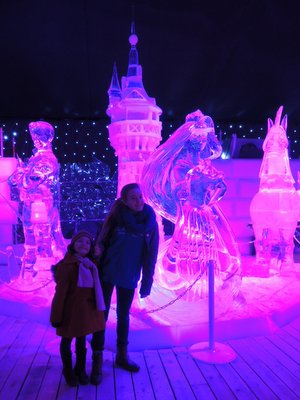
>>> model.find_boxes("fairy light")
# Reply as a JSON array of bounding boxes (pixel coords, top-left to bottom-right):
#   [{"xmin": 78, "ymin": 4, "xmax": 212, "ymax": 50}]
[{"xmin": 2, "ymin": 119, "xmax": 298, "ymax": 164}]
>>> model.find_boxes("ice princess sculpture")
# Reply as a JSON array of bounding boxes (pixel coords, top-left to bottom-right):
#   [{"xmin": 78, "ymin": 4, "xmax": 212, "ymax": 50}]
[
  {"xmin": 250, "ymin": 106, "xmax": 300, "ymax": 273},
  {"xmin": 9, "ymin": 121, "xmax": 66, "ymax": 280},
  {"xmin": 142, "ymin": 110, "xmax": 241, "ymax": 301}
]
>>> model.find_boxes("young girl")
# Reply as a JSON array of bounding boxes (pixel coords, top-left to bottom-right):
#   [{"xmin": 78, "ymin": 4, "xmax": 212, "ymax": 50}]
[
  {"xmin": 50, "ymin": 231, "xmax": 105, "ymax": 386},
  {"xmin": 93, "ymin": 183, "xmax": 159, "ymax": 372}
]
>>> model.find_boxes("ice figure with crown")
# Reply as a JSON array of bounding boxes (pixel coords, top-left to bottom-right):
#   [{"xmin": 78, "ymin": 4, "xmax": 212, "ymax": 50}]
[
  {"xmin": 140, "ymin": 110, "xmax": 241, "ymax": 320},
  {"xmin": 250, "ymin": 106, "xmax": 300, "ymax": 275},
  {"xmin": 9, "ymin": 121, "xmax": 66, "ymax": 283}
]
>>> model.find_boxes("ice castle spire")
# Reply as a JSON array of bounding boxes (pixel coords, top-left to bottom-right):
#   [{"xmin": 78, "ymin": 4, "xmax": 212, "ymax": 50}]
[
  {"xmin": 107, "ymin": 62, "xmax": 121, "ymax": 102},
  {"xmin": 127, "ymin": 21, "xmax": 140, "ymax": 78},
  {"xmin": 106, "ymin": 20, "xmax": 162, "ymax": 195}
]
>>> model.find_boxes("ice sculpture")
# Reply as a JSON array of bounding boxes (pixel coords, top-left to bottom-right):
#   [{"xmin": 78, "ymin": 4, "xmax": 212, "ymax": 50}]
[
  {"xmin": 250, "ymin": 106, "xmax": 300, "ymax": 274},
  {"xmin": 142, "ymin": 110, "xmax": 241, "ymax": 303},
  {"xmin": 9, "ymin": 121, "xmax": 66, "ymax": 281}
]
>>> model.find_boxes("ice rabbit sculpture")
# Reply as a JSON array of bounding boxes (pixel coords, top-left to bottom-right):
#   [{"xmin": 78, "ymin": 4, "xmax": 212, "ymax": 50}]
[
  {"xmin": 250, "ymin": 106, "xmax": 300, "ymax": 273},
  {"xmin": 142, "ymin": 110, "xmax": 241, "ymax": 306}
]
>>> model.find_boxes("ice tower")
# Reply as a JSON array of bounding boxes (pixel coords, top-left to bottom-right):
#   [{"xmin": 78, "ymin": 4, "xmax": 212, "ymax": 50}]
[{"xmin": 106, "ymin": 22, "xmax": 162, "ymax": 195}]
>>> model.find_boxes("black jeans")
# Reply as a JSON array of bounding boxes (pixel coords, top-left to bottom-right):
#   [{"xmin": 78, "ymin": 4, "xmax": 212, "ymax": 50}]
[{"xmin": 91, "ymin": 281, "xmax": 135, "ymax": 351}]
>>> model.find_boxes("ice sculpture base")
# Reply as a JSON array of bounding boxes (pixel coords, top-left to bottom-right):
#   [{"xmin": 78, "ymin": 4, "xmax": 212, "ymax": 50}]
[
  {"xmin": 189, "ymin": 342, "xmax": 236, "ymax": 364},
  {"xmin": 8, "ymin": 256, "xmax": 57, "ymax": 292},
  {"xmin": 243, "ymin": 261, "xmax": 272, "ymax": 278},
  {"xmin": 243, "ymin": 257, "xmax": 297, "ymax": 278}
]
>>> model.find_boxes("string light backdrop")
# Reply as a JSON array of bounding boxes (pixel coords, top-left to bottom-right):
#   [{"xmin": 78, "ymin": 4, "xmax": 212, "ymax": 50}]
[{"xmin": 1, "ymin": 117, "xmax": 299, "ymax": 242}]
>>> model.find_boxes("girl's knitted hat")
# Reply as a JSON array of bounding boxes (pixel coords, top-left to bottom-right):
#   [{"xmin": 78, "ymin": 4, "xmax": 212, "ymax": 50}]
[{"xmin": 69, "ymin": 230, "xmax": 94, "ymax": 250}]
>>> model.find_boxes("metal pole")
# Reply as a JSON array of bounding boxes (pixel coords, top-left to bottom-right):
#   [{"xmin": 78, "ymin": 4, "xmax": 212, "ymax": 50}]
[
  {"xmin": 189, "ymin": 259, "xmax": 237, "ymax": 363},
  {"xmin": 208, "ymin": 259, "xmax": 215, "ymax": 351}
]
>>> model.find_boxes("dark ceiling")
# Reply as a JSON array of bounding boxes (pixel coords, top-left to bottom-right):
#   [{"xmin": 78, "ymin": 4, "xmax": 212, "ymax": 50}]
[{"xmin": 1, "ymin": 0, "xmax": 299, "ymax": 126}]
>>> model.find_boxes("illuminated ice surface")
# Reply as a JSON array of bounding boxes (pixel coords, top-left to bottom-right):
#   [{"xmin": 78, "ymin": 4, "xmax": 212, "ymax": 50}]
[
  {"xmin": 250, "ymin": 106, "xmax": 300, "ymax": 275},
  {"xmin": 8, "ymin": 121, "xmax": 66, "ymax": 287},
  {"xmin": 0, "ymin": 253, "xmax": 300, "ymax": 350},
  {"xmin": 0, "ymin": 111, "xmax": 300, "ymax": 350},
  {"xmin": 139, "ymin": 110, "xmax": 242, "ymax": 322}
]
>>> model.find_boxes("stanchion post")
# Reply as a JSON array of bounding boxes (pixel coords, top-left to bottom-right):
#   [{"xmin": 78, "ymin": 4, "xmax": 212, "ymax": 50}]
[
  {"xmin": 208, "ymin": 259, "xmax": 215, "ymax": 351},
  {"xmin": 189, "ymin": 259, "xmax": 237, "ymax": 363}
]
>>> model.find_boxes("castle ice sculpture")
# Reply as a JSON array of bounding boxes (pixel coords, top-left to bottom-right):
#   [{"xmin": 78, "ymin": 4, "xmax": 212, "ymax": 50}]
[{"xmin": 106, "ymin": 23, "xmax": 162, "ymax": 196}]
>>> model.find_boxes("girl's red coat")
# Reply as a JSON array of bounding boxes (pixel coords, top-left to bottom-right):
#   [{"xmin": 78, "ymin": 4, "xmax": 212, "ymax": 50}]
[{"xmin": 50, "ymin": 253, "xmax": 105, "ymax": 338}]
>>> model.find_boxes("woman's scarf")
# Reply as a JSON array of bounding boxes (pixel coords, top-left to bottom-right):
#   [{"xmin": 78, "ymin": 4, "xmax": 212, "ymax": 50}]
[{"xmin": 117, "ymin": 203, "xmax": 157, "ymax": 235}]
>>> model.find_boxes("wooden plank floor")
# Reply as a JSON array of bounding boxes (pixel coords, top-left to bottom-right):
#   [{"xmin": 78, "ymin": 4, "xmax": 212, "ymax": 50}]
[{"xmin": 1, "ymin": 314, "xmax": 300, "ymax": 399}]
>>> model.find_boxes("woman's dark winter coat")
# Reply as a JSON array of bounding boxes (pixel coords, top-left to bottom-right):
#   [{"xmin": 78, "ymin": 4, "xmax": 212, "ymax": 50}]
[{"xmin": 99, "ymin": 202, "xmax": 159, "ymax": 297}]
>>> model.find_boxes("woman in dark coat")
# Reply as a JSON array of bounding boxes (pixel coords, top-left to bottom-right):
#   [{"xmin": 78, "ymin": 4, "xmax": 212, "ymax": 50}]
[
  {"xmin": 50, "ymin": 231, "xmax": 106, "ymax": 386},
  {"xmin": 93, "ymin": 183, "xmax": 159, "ymax": 373}
]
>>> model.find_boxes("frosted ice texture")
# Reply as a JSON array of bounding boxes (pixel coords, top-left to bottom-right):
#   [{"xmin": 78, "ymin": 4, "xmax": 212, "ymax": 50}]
[
  {"xmin": 250, "ymin": 106, "xmax": 300, "ymax": 272},
  {"xmin": 9, "ymin": 121, "xmax": 66, "ymax": 279},
  {"xmin": 142, "ymin": 110, "xmax": 241, "ymax": 301}
]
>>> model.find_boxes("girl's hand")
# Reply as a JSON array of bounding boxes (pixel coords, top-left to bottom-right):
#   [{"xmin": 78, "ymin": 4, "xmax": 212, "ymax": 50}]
[{"xmin": 75, "ymin": 254, "xmax": 84, "ymax": 263}]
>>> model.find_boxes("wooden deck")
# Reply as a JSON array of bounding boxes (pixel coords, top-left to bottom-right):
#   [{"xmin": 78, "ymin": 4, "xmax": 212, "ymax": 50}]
[{"xmin": 1, "ymin": 314, "xmax": 300, "ymax": 399}]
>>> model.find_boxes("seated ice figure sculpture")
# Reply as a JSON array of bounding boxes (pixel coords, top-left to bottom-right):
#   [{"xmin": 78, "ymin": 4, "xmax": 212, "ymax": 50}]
[
  {"xmin": 9, "ymin": 121, "xmax": 66, "ymax": 280},
  {"xmin": 250, "ymin": 106, "xmax": 300, "ymax": 273},
  {"xmin": 142, "ymin": 110, "xmax": 241, "ymax": 300}
]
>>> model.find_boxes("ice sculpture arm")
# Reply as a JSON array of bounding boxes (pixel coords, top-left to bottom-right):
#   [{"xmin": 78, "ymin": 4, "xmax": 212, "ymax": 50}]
[
  {"xmin": 26, "ymin": 155, "xmax": 58, "ymax": 187},
  {"xmin": 186, "ymin": 162, "xmax": 227, "ymax": 209},
  {"xmin": 9, "ymin": 154, "xmax": 58, "ymax": 203},
  {"xmin": 207, "ymin": 180, "xmax": 227, "ymax": 205}
]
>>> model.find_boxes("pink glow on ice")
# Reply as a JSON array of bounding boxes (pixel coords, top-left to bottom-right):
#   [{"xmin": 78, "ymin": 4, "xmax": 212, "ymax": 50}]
[
  {"xmin": 139, "ymin": 110, "xmax": 242, "ymax": 320},
  {"xmin": 250, "ymin": 106, "xmax": 300, "ymax": 274},
  {"xmin": 8, "ymin": 121, "xmax": 66, "ymax": 285},
  {"xmin": 106, "ymin": 26, "xmax": 162, "ymax": 196},
  {"xmin": 2, "ymin": 255, "xmax": 300, "ymax": 350},
  {"xmin": 0, "ymin": 158, "xmax": 18, "ymax": 259}
]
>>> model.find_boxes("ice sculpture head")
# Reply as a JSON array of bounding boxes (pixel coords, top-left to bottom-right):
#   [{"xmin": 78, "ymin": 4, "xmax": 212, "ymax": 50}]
[
  {"xmin": 185, "ymin": 109, "xmax": 222, "ymax": 160},
  {"xmin": 263, "ymin": 106, "xmax": 288, "ymax": 153},
  {"xmin": 29, "ymin": 121, "xmax": 54, "ymax": 150},
  {"xmin": 258, "ymin": 106, "xmax": 294, "ymax": 190},
  {"xmin": 142, "ymin": 109, "xmax": 223, "ymax": 222}
]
